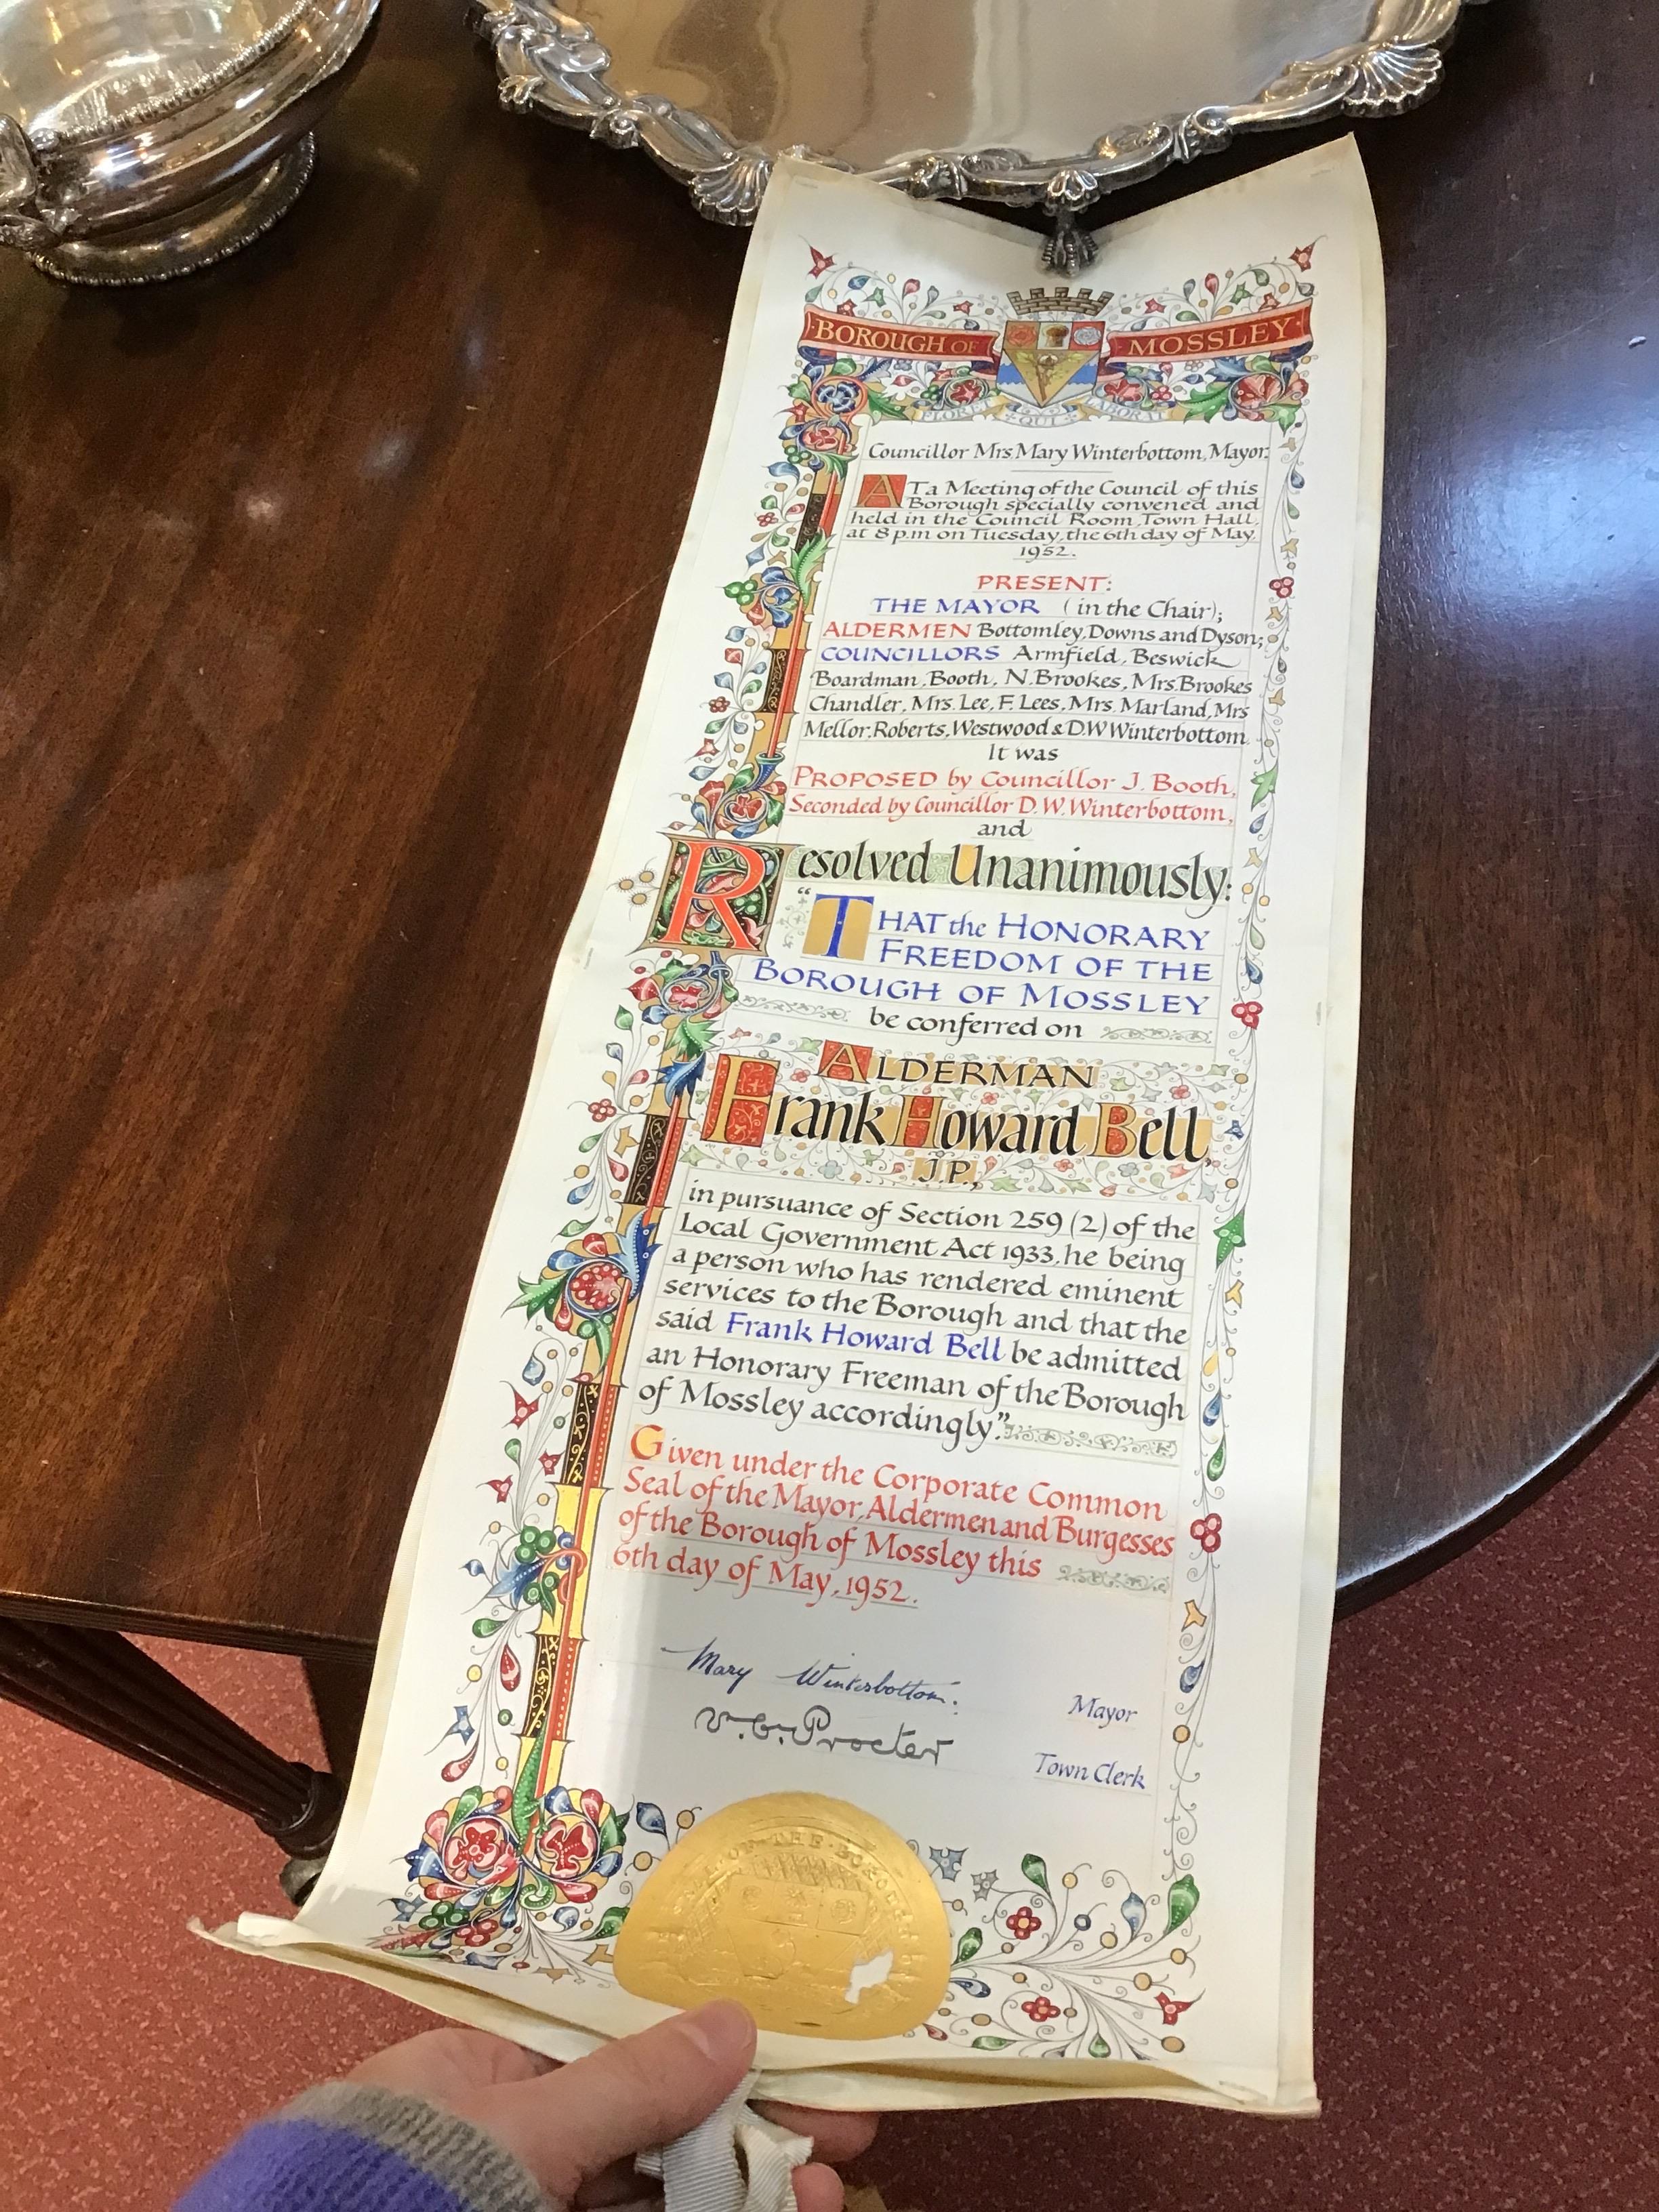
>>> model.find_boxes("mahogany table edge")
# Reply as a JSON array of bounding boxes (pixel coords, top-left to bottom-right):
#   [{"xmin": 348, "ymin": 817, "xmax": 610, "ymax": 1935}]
[{"xmin": 1332, "ymin": 1355, "xmax": 1659, "ymax": 1618}]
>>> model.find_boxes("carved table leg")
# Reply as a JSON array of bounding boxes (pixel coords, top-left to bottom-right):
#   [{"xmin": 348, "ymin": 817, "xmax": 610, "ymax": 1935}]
[
  {"xmin": 0, "ymin": 1616, "xmax": 343, "ymax": 1880},
  {"xmin": 303, "ymin": 1651, "xmax": 373, "ymax": 1782}
]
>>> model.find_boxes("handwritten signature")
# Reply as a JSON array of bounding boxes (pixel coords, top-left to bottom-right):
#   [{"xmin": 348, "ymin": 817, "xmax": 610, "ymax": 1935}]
[
  {"xmin": 783, "ymin": 1658, "xmax": 956, "ymax": 1708},
  {"xmin": 661, "ymin": 1639, "xmax": 751, "ymax": 1696},
  {"xmin": 693, "ymin": 1703, "xmax": 954, "ymax": 1765}
]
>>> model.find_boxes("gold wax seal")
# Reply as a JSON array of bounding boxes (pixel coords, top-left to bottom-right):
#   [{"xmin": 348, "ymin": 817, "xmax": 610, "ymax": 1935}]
[{"xmin": 613, "ymin": 1792, "xmax": 949, "ymax": 2039}]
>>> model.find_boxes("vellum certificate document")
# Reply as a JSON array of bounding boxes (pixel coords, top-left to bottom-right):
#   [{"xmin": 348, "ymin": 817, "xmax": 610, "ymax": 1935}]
[{"xmin": 227, "ymin": 140, "xmax": 1382, "ymax": 2117}]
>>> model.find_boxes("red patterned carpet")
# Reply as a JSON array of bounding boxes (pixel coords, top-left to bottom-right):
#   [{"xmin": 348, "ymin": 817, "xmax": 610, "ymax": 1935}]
[{"xmin": 2, "ymin": 1393, "xmax": 1654, "ymax": 2210}]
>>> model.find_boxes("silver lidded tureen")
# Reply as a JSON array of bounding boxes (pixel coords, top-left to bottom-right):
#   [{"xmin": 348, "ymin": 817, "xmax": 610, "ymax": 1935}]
[{"xmin": 0, "ymin": 0, "xmax": 378, "ymax": 283}]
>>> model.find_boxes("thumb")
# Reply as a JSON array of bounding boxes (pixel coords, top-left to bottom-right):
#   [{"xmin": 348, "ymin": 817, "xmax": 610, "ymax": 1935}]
[{"xmin": 449, "ymin": 2001, "xmax": 758, "ymax": 2204}]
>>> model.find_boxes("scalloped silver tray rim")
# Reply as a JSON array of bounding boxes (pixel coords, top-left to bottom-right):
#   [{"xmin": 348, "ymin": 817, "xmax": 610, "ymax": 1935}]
[{"xmin": 468, "ymin": 0, "xmax": 1486, "ymax": 267}]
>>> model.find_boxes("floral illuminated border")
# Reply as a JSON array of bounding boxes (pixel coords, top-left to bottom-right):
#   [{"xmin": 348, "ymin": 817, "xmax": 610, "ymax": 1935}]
[{"xmin": 373, "ymin": 240, "xmax": 1317, "ymax": 2066}]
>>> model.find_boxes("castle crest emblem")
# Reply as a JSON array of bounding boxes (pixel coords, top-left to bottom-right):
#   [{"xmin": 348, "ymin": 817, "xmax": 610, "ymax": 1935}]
[{"xmin": 998, "ymin": 286, "xmax": 1113, "ymax": 407}]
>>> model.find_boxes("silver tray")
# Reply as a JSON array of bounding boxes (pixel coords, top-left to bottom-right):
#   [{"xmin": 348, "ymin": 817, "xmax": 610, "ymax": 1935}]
[{"xmin": 470, "ymin": 0, "xmax": 1483, "ymax": 266}]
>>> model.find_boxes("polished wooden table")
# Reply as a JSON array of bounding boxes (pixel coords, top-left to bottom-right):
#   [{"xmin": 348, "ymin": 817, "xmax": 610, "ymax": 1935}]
[{"xmin": 1, "ymin": 0, "xmax": 1654, "ymax": 1858}]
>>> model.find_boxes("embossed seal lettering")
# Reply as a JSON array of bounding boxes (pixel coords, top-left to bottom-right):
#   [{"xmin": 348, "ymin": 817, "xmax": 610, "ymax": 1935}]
[{"xmin": 613, "ymin": 1791, "xmax": 950, "ymax": 2037}]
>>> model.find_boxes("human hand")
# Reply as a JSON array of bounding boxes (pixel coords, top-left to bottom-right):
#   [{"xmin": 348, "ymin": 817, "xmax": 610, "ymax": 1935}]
[{"xmin": 349, "ymin": 2001, "xmax": 877, "ymax": 2211}]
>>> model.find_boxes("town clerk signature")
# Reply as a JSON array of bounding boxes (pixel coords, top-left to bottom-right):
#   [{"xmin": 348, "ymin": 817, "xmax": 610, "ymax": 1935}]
[{"xmin": 693, "ymin": 1702, "xmax": 954, "ymax": 1765}]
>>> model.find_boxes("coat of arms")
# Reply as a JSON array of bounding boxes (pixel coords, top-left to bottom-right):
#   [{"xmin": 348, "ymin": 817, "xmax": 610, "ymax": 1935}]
[{"xmin": 998, "ymin": 285, "xmax": 1113, "ymax": 407}]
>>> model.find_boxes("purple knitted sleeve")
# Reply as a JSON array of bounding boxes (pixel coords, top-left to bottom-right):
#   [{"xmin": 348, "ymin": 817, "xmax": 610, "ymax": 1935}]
[{"xmin": 175, "ymin": 2082, "xmax": 546, "ymax": 2212}]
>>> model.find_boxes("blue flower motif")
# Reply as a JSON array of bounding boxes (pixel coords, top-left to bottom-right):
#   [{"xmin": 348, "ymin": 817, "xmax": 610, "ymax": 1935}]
[
  {"xmin": 756, "ymin": 565, "xmax": 800, "ymax": 628},
  {"xmin": 813, "ymin": 374, "xmax": 865, "ymax": 415}
]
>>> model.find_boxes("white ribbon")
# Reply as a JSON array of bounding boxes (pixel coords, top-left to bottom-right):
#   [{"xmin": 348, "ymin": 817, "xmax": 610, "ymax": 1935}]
[{"xmin": 637, "ymin": 2078, "xmax": 815, "ymax": 2212}]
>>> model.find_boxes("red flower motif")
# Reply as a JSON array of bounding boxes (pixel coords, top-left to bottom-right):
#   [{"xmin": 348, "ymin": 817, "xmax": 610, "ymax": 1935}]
[
  {"xmin": 1171, "ymin": 1084, "xmax": 1189, "ymax": 1099},
  {"xmin": 450, "ymin": 1819, "xmax": 509, "ymax": 1877},
  {"xmin": 1021, "ymin": 1995, "xmax": 1061, "ymax": 2024},
  {"xmin": 799, "ymin": 419, "xmax": 851, "ymax": 453},
  {"xmin": 588, "ymin": 1100, "xmax": 616, "ymax": 1122},
  {"xmin": 721, "ymin": 790, "xmax": 766, "ymax": 822},
  {"xmin": 1231, "ymin": 1000, "xmax": 1262, "ymax": 1029},
  {"xmin": 1233, "ymin": 372, "xmax": 1290, "ymax": 419},
  {"xmin": 1099, "ymin": 372, "xmax": 1140, "ymax": 403},
  {"xmin": 628, "ymin": 975, "xmax": 661, "ymax": 1008},
  {"xmin": 723, "ymin": 647, "xmax": 743, "ymax": 665},
  {"xmin": 524, "ymin": 1807, "xmax": 603, "ymax": 1902},
  {"xmin": 1290, "ymin": 243, "xmax": 1315, "ymax": 271},
  {"xmin": 455, "ymin": 1916, "xmax": 501, "ymax": 1949},
  {"xmin": 1155, "ymin": 1991, "xmax": 1194, "ymax": 2024},
  {"xmin": 1191, "ymin": 1513, "xmax": 1223, "ymax": 1554},
  {"xmin": 1267, "ymin": 575, "xmax": 1294, "ymax": 599},
  {"xmin": 424, "ymin": 1792, "xmax": 520, "ymax": 1894},
  {"xmin": 708, "ymin": 697, "xmax": 731, "ymax": 713},
  {"xmin": 579, "ymin": 1233, "xmax": 610, "ymax": 1256},
  {"xmin": 1005, "ymin": 1905, "xmax": 1043, "ymax": 1942},
  {"xmin": 664, "ymin": 979, "xmax": 710, "ymax": 1011},
  {"xmin": 567, "ymin": 1260, "xmax": 628, "ymax": 1317}
]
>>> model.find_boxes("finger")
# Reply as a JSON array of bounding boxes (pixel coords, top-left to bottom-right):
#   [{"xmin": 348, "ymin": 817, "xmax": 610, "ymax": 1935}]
[
  {"xmin": 452, "ymin": 2002, "xmax": 757, "ymax": 2202},
  {"xmin": 350, "ymin": 2027, "xmax": 556, "ymax": 2099},
  {"xmin": 755, "ymin": 2103, "xmax": 880, "ymax": 2166},
  {"xmin": 793, "ymin": 2165, "xmax": 844, "ymax": 2212}
]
